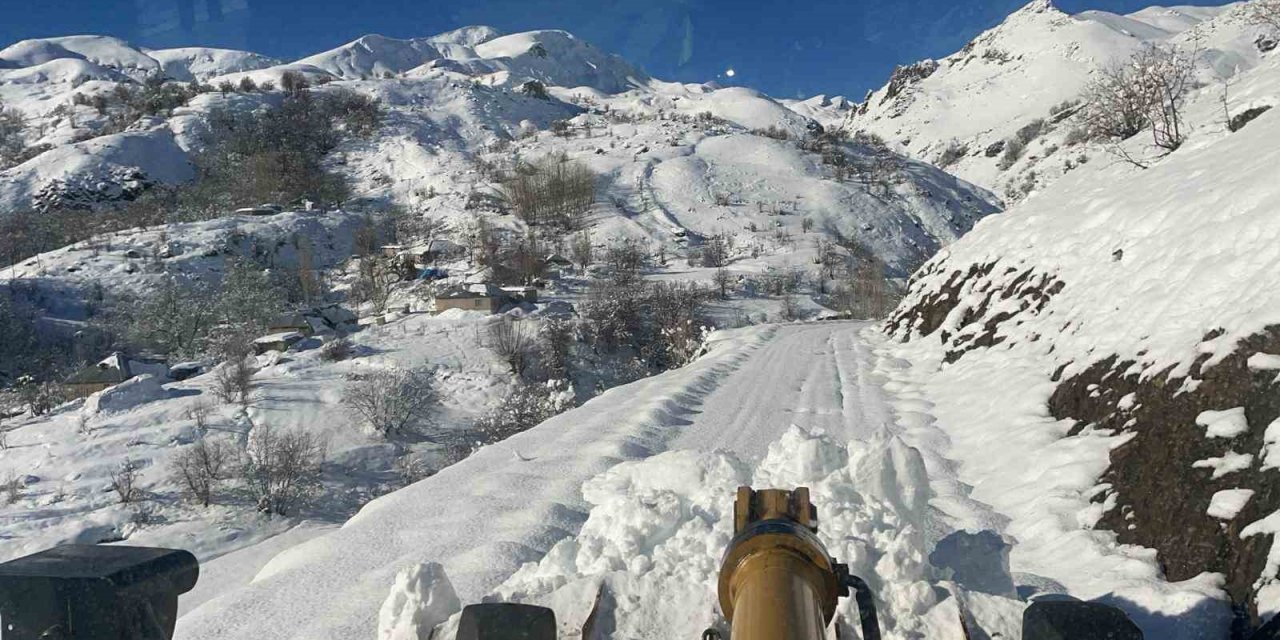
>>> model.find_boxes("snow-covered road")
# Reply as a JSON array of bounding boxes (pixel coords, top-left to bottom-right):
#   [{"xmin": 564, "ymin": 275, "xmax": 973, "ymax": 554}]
[
  {"xmin": 174, "ymin": 321, "xmax": 1190, "ymax": 640},
  {"xmin": 672, "ymin": 323, "xmax": 893, "ymax": 459}
]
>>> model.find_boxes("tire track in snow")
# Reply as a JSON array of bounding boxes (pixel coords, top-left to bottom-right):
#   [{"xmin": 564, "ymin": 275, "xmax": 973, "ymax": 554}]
[{"xmin": 176, "ymin": 325, "xmax": 776, "ymax": 640}]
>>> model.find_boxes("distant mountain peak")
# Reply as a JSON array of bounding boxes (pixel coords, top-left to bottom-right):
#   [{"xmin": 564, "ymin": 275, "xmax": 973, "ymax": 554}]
[{"xmin": 1016, "ymin": 0, "xmax": 1059, "ymax": 15}]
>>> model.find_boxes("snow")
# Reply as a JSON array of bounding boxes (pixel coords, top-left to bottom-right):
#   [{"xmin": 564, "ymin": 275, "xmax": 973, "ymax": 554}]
[
  {"xmin": 83, "ymin": 374, "xmax": 170, "ymax": 416},
  {"xmin": 1207, "ymin": 489, "xmax": 1254, "ymax": 520},
  {"xmin": 1197, "ymin": 408, "xmax": 1250, "ymax": 439},
  {"xmin": 0, "ymin": 6, "xmax": 1271, "ymax": 638},
  {"xmin": 296, "ymin": 35, "xmax": 443, "ymax": 79},
  {"xmin": 844, "ymin": 0, "xmax": 1262, "ymax": 197},
  {"xmin": 377, "ymin": 562, "xmax": 462, "ymax": 640},
  {"xmin": 1192, "ymin": 451, "xmax": 1254, "ymax": 479},
  {"xmin": 147, "ymin": 47, "xmax": 280, "ymax": 82},
  {"xmin": 0, "ymin": 35, "xmax": 159, "ymax": 77},
  {"xmin": 1262, "ymin": 418, "xmax": 1280, "ymax": 471},
  {"xmin": 1248, "ymin": 353, "xmax": 1280, "ymax": 371}
]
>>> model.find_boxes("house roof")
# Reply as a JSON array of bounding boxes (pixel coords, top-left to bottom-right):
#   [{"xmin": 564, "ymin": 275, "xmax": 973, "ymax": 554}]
[{"xmin": 66, "ymin": 364, "xmax": 130, "ymax": 386}]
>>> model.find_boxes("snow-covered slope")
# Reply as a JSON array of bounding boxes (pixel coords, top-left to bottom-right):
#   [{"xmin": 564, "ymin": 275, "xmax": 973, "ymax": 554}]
[
  {"xmin": 843, "ymin": 0, "xmax": 1265, "ymax": 198},
  {"xmin": 0, "ymin": 35, "xmax": 159, "ymax": 77},
  {"xmin": 295, "ymin": 35, "xmax": 444, "ymax": 80},
  {"xmin": 886, "ymin": 43, "xmax": 1280, "ymax": 626},
  {"xmin": 147, "ymin": 47, "xmax": 280, "ymax": 82}
]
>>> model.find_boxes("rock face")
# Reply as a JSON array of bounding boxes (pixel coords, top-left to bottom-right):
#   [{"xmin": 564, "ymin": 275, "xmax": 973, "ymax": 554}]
[{"xmin": 1047, "ymin": 327, "xmax": 1280, "ymax": 634}]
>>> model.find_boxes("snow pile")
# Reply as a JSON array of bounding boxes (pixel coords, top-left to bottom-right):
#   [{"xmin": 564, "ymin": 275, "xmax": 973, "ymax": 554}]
[
  {"xmin": 486, "ymin": 426, "xmax": 1023, "ymax": 640},
  {"xmin": 172, "ymin": 326, "xmax": 775, "ymax": 639},
  {"xmin": 377, "ymin": 562, "xmax": 462, "ymax": 640},
  {"xmin": 82, "ymin": 374, "xmax": 169, "ymax": 416}
]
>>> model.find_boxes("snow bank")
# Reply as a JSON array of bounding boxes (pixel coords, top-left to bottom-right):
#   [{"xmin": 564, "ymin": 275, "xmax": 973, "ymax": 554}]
[{"xmin": 83, "ymin": 374, "xmax": 169, "ymax": 415}]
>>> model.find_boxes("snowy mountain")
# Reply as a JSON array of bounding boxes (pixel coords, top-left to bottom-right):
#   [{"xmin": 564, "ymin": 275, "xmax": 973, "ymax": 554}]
[
  {"xmin": 0, "ymin": 35, "xmax": 160, "ymax": 78},
  {"xmin": 842, "ymin": 0, "xmax": 1267, "ymax": 200},
  {"xmin": 0, "ymin": 24, "xmax": 995, "ymax": 275},
  {"xmin": 6, "ymin": 3, "xmax": 1280, "ymax": 640}
]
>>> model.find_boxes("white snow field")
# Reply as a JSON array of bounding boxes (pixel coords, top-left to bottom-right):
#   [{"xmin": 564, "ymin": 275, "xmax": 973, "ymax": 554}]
[{"xmin": 168, "ymin": 322, "xmax": 1210, "ymax": 640}]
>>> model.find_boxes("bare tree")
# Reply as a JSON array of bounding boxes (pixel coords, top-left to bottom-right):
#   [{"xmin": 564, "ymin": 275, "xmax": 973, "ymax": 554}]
[
  {"xmin": 486, "ymin": 319, "xmax": 536, "ymax": 378},
  {"xmin": 187, "ymin": 400, "xmax": 212, "ymax": 433},
  {"xmin": 0, "ymin": 103, "xmax": 25, "ymax": 170},
  {"xmin": 713, "ymin": 268, "xmax": 732, "ymax": 300},
  {"xmin": 280, "ymin": 70, "xmax": 310, "ymax": 97},
  {"xmin": 779, "ymin": 295, "xmax": 802, "ymax": 321},
  {"xmin": 570, "ymin": 230, "xmax": 593, "ymax": 273},
  {"xmin": 499, "ymin": 155, "xmax": 596, "ymax": 231},
  {"xmin": 603, "ymin": 239, "xmax": 647, "ymax": 284},
  {"xmin": 699, "ymin": 234, "xmax": 731, "ymax": 268},
  {"xmin": 350, "ymin": 257, "xmax": 397, "ymax": 313},
  {"xmin": 111, "ymin": 459, "xmax": 143, "ymax": 504},
  {"xmin": 1248, "ymin": 0, "xmax": 1280, "ymax": 32},
  {"xmin": 341, "ymin": 367, "xmax": 437, "ymax": 437},
  {"xmin": 171, "ymin": 438, "xmax": 233, "ymax": 506},
  {"xmin": 539, "ymin": 317, "xmax": 574, "ymax": 380},
  {"xmin": 240, "ymin": 425, "xmax": 326, "ymax": 515}
]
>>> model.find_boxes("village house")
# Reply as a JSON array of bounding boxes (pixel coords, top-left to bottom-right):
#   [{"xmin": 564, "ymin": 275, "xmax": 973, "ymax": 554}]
[
  {"xmin": 64, "ymin": 353, "xmax": 167, "ymax": 399},
  {"xmin": 434, "ymin": 283, "xmax": 505, "ymax": 314}
]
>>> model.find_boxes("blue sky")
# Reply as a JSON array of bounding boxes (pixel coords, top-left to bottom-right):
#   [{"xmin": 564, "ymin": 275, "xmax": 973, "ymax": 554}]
[{"xmin": 0, "ymin": 0, "xmax": 1223, "ymax": 98}]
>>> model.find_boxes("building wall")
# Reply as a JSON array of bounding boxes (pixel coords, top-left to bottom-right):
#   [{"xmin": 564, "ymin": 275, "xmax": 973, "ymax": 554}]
[{"xmin": 435, "ymin": 297, "xmax": 498, "ymax": 314}]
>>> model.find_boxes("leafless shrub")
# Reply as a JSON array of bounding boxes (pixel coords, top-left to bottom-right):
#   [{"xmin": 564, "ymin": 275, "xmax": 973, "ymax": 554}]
[
  {"xmin": 779, "ymin": 295, "xmax": 802, "ymax": 321},
  {"xmin": 241, "ymin": 425, "xmax": 326, "ymax": 515},
  {"xmin": 15, "ymin": 375, "xmax": 64, "ymax": 416},
  {"xmin": 936, "ymin": 140, "xmax": 969, "ymax": 168},
  {"xmin": 2, "ymin": 473, "xmax": 21, "ymax": 505},
  {"xmin": 111, "ymin": 459, "xmax": 143, "ymax": 504},
  {"xmin": 186, "ymin": 400, "xmax": 212, "ymax": 433},
  {"xmin": 214, "ymin": 357, "xmax": 256, "ymax": 406},
  {"xmin": 341, "ymin": 367, "xmax": 437, "ymax": 437},
  {"xmin": 1014, "ymin": 118, "xmax": 1047, "ymax": 145},
  {"xmin": 1248, "ymin": 0, "xmax": 1280, "ymax": 32},
  {"xmin": 474, "ymin": 380, "xmax": 574, "ymax": 443},
  {"xmin": 394, "ymin": 454, "xmax": 432, "ymax": 487},
  {"xmin": 320, "ymin": 336, "xmax": 353, "ymax": 362},
  {"xmin": 1083, "ymin": 44, "xmax": 1197, "ymax": 163},
  {"xmin": 997, "ymin": 139, "xmax": 1025, "ymax": 170},
  {"xmin": 486, "ymin": 319, "xmax": 536, "ymax": 377},
  {"xmin": 171, "ymin": 438, "xmax": 234, "ymax": 506}
]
